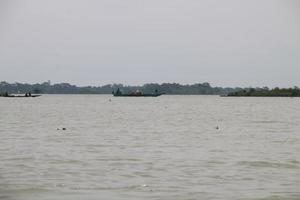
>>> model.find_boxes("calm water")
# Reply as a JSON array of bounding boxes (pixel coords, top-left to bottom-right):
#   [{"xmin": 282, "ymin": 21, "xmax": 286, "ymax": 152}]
[{"xmin": 0, "ymin": 95, "xmax": 300, "ymax": 200}]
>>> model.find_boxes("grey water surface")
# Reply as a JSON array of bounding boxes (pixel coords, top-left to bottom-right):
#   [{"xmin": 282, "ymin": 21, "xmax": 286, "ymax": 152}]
[{"xmin": 0, "ymin": 95, "xmax": 299, "ymax": 200}]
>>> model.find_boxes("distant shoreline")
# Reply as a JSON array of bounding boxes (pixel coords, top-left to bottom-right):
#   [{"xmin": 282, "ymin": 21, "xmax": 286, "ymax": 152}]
[
  {"xmin": 226, "ymin": 88, "xmax": 300, "ymax": 97},
  {"xmin": 0, "ymin": 81, "xmax": 237, "ymax": 95},
  {"xmin": 1, "ymin": 81, "xmax": 299, "ymax": 96}
]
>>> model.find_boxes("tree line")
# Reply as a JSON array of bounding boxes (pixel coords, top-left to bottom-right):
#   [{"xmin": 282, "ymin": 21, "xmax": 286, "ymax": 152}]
[
  {"xmin": 227, "ymin": 87, "xmax": 300, "ymax": 97},
  {"xmin": 0, "ymin": 81, "xmax": 239, "ymax": 95}
]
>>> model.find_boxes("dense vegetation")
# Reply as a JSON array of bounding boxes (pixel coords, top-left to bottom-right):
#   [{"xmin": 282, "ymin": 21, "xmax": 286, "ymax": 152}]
[
  {"xmin": 0, "ymin": 81, "xmax": 238, "ymax": 95},
  {"xmin": 227, "ymin": 87, "xmax": 300, "ymax": 97}
]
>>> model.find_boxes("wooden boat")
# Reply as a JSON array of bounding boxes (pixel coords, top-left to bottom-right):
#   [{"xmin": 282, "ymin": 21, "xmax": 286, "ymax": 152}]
[
  {"xmin": 1, "ymin": 95, "xmax": 41, "ymax": 98},
  {"xmin": 0, "ymin": 93, "xmax": 41, "ymax": 98},
  {"xmin": 113, "ymin": 88, "xmax": 164, "ymax": 97},
  {"xmin": 114, "ymin": 93, "xmax": 163, "ymax": 97}
]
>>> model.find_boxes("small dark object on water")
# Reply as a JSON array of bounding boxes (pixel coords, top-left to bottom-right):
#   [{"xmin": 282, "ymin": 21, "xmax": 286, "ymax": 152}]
[
  {"xmin": 62, "ymin": 128, "xmax": 66, "ymax": 130},
  {"xmin": 216, "ymin": 126, "xmax": 219, "ymax": 130}
]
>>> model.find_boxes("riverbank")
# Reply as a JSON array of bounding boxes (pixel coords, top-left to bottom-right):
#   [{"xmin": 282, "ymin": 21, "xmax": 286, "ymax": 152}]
[{"xmin": 227, "ymin": 87, "xmax": 300, "ymax": 97}]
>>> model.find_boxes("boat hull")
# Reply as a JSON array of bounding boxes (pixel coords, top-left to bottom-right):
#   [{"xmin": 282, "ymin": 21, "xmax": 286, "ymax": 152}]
[
  {"xmin": 113, "ymin": 93, "xmax": 164, "ymax": 97},
  {"xmin": 1, "ymin": 95, "xmax": 41, "ymax": 98}
]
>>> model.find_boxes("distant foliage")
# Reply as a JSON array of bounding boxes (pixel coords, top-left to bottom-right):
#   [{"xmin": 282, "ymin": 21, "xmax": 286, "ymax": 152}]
[
  {"xmin": 0, "ymin": 81, "xmax": 239, "ymax": 95},
  {"xmin": 228, "ymin": 87, "xmax": 300, "ymax": 97}
]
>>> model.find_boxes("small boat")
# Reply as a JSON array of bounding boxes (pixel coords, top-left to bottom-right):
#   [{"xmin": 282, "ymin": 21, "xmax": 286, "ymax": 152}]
[
  {"xmin": 113, "ymin": 88, "xmax": 164, "ymax": 97},
  {"xmin": 0, "ymin": 92, "xmax": 41, "ymax": 98},
  {"xmin": 2, "ymin": 95, "xmax": 41, "ymax": 98}
]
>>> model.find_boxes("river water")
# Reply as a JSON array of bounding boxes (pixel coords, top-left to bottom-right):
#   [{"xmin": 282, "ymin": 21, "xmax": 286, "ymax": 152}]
[{"xmin": 0, "ymin": 95, "xmax": 299, "ymax": 200}]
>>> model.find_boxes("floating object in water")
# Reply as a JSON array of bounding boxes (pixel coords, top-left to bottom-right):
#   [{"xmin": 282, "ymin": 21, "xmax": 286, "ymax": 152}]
[
  {"xmin": 215, "ymin": 126, "xmax": 219, "ymax": 130},
  {"xmin": 62, "ymin": 128, "xmax": 66, "ymax": 130},
  {"xmin": 109, "ymin": 99, "xmax": 112, "ymax": 102},
  {"xmin": 113, "ymin": 88, "xmax": 164, "ymax": 97},
  {"xmin": 0, "ymin": 94, "xmax": 41, "ymax": 98}
]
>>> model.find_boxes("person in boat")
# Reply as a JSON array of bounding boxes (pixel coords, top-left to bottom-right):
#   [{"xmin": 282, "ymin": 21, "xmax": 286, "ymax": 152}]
[
  {"xmin": 115, "ymin": 88, "xmax": 122, "ymax": 95},
  {"xmin": 25, "ymin": 92, "xmax": 32, "ymax": 97}
]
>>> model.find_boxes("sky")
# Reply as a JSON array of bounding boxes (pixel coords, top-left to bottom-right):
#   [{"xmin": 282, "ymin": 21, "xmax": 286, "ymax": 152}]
[{"xmin": 0, "ymin": 0, "xmax": 299, "ymax": 87}]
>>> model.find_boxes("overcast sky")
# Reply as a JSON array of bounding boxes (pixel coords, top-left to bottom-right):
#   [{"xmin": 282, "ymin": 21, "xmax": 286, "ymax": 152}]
[{"xmin": 0, "ymin": 0, "xmax": 299, "ymax": 87}]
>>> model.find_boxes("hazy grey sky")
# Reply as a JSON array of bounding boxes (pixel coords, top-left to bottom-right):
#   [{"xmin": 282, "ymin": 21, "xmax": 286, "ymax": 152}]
[{"xmin": 0, "ymin": 0, "xmax": 299, "ymax": 87}]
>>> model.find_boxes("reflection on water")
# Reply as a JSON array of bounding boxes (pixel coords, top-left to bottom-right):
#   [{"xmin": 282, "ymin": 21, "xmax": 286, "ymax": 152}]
[{"xmin": 0, "ymin": 95, "xmax": 300, "ymax": 200}]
